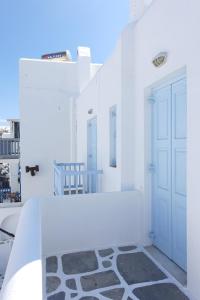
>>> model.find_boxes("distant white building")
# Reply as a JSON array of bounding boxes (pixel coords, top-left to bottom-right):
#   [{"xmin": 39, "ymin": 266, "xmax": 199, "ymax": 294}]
[
  {"xmin": 1, "ymin": 119, "xmax": 20, "ymax": 139},
  {"xmin": 2, "ymin": 0, "xmax": 200, "ymax": 299},
  {"xmin": 0, "ymin": 119, "xmax": 20, "ymax": 196}
]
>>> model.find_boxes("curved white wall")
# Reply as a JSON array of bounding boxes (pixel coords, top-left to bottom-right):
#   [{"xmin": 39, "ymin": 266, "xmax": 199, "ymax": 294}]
[
  {"xmin": 1, "ymin": 200, "xmax": 42, "ymax": 300},
  {"xmin": 1, "ymin": 191, "xmax": 144, "ymax": 300}
]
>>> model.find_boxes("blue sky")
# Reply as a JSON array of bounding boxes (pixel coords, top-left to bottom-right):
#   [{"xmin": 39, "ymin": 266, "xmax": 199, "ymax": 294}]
[{"xmin": 0, "ymin": 0, "xmax": 129, "ymax": 120}]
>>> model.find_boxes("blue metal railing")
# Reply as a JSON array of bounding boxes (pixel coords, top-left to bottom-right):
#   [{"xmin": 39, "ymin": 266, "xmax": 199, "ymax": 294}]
[
  {"xmin": 0, "ymin": 139, "xmax": 20, "ymax": 159},
  {"xmin": 54, "ymin": 162, "xmax": 103, "ymax": 196},
  {"xmin": 0, "ymin": 188, "xmax": 11, "ymax": 203}
]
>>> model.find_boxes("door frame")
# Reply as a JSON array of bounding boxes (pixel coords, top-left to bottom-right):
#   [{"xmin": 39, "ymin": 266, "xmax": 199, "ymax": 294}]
[
  {"xmin": 87, "ymin": 116, "xmax": 97, "ymax": 171},
  {"xmin": 144, "ymin": 68, "xmax": 187, "ymax": 268},
  {"xmin": 87, "ymin": 116, "xmax": 97, "ymax": 193}
]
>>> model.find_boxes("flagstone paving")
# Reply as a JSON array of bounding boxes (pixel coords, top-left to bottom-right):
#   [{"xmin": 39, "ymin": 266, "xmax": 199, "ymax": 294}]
[{"xmin": 45, "ymin": 246, "xmax": 190, "ymax": 300}]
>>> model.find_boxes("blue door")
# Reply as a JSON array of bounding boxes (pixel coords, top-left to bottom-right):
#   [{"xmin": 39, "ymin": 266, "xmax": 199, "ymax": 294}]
[
  {"xmin": 152, "ymin": 78, "xmax": 187, "ymax": 271},
  {"xmin": 87, "ymin": 117, "xmax": 97, "ymax": 192}
]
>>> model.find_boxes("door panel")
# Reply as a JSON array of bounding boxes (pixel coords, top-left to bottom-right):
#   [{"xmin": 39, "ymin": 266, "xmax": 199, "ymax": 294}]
[
  {"xmin": 87, "ymin": 117, "xmax": 97, "ymax": 193},
  {"xmin": 152, "ymin": 78, "xmax": 187, "ymax": 270},
  {"xmin": 171, "ymin": 79, "xmax": 187, "ymax": 270},
  {"xmin": 152, "ymin": 86, "xmax": 172, "ymax": 258}
]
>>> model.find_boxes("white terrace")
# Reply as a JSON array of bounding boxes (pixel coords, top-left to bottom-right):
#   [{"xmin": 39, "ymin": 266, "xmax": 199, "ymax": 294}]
[
  {"xmin": 1, "ymin": 193, "xmax": 190, "ymax": 300},
  {"xmin": 1, "ymin": 0, "xmax": 200, "ymax": 299}
]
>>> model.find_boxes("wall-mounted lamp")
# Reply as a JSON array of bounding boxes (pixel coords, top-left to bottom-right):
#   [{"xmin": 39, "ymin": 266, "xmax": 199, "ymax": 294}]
[
  {"xmin": 152, "ymin": 52, "xmax": 168, "ymax": 68},
  {"xmin": 26, "ymin": 165, "xmax": 39, "ymax": 176}
]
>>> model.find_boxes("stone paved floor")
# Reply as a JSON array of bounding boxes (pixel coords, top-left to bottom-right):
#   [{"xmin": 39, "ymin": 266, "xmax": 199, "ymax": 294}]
[{"xmin": 44, "ymin": 246, "xmax": 190, "ymax": 300}]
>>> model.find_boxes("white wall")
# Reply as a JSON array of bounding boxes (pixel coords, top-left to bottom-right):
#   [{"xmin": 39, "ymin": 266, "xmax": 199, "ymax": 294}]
[
  {"xmin": 121, "ymin": 0, "xmax": 200, "ymax": 299},
  {"xmin": 20, "ymin": 59, "xmax": 78, "ymax": 202},
  {"xmin": 19, "ymin": 1, "xmax": 200, "ymax": 298},
  {"xmin": 76, "ymin": 40, "xmax": 122, "ymax": 192},
  {"xmin": 20, "ymin": 52, "xmax": 102, "ymax": 202},
  {"xmin": 1, "ymin": 191, "xmax": 144, "ymax": 300},
  {"xmin": 77, "ymin": 1, "xmax": 200, "ymax": 298},
  {"xmin": 41, "ymin": 191, "xmax": 144, "ymax": 256},
  {"xmin": 1, "ymin": 200, "xmax": 42, "ymax": 300}
]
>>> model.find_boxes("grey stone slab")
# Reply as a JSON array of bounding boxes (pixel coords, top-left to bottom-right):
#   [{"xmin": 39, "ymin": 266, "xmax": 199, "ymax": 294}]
[
  {"xmin": 62, "ymin": 251, "xmax": 98, "ymax": 275},
  {"xmin": 118, "ymin": 246, "xmax": 137, "ymax": 252},
  {"xmin": 47, "ymin": 291, "xmax": 65, "ymax": 300},
  {"xmin": 102, "ymin": 260, "xmax": 112, "ymax": 268},
  {"xmin": 66, "ymin": 279, "xmax": 77, "ymax": 290},
  {"xmin": 71, "ymin": 293, "xmax": 78, "ymax": 298},
  {"xmin": 98, "ymin": 248, "xmax": 114, "ymax": 257},
  {"xmin": 81, "ymin": 270, "xmax": 120, "ymax": 291},
  {"xmin": 101, "ymin": 288, "xmax": 125, "ymax": 300},
  {"xmin": 46, "ymin": 276, "xmax": 61, "ymax": 294},
  {"xmin": 133, "ymin": 283, "xmax": 189, "ymax": 300},
  {"xmin": 117, "ymin": 252, "xmax": 167, "ymax": 284},
  {"xmin": 46, "ymin": 256, "xmax": 58, "ymax": 273},
  {"xmin": 79, "ymin": 297, "xmax": 99, "ymax": 300}
]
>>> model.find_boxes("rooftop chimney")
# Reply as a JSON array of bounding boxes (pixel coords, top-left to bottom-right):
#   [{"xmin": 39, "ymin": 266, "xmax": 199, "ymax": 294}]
[{"xmin": 77, "ymin": 47, "xmax": 91, "ymax": 92}]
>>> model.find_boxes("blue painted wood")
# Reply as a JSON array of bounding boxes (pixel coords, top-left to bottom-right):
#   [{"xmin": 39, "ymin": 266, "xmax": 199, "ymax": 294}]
[
  {"xmin": 152, "ymin": 78, "xmax": 187, "ymax": 271},
  {"xmin": 0, "ymin": 138, "xmax": 20, "ymax": 159},
  {"xmin": 171, "ymin": 79, "xmax": 187, "ymax": 271},
  {"xmin": 0, "ymin": 188, "xmax": 11, "ymax": 203},
  {"xmin": 87, "ymin": 117, "xmax": 97, "ymax": 192},
  {"xmin": 152, "ymin": 85, "xmax": 172, "ymax": 258}
]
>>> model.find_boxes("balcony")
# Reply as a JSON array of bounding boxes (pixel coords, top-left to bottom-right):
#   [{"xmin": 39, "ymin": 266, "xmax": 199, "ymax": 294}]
[
  {"xmin": 54, "ymin": 162, "xmax": 103, "ymax": 195},
  {"xmin": 0, "ymin": 192, "xmax": 190, "ymax": 300},
  {"xmin": 0, "ymin": 139, "xmax": 20, "ymax": 159}
]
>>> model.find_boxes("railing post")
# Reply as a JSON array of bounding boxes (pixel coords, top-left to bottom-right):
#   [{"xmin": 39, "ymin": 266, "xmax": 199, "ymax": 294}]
[
  {"xmin": 59, "ymin": 169, "xmax": 65, "ymax": 196},
  {"xmin": 0, "ymin": 138, "xmax": 20, "ymax": 158},
  {"xmin": 53, "ymin": 162, "xmax": 103, "ymax": 196}
]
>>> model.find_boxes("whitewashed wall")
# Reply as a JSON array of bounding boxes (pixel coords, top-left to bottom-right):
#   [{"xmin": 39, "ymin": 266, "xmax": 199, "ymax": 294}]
[
  {"xmin": 20, "ymin": 53, "xmax": 102, "ymax": 202},
  {"xmin": 1, "ymin": 199, "xmax": 42, "ymax": 300},
  {"xmin": 77, "ymin": 0, "xmax": 200, "ymax": 298},
  {"xmin": 0, "ymin": 206, "xmax": 21, "ymax": 276},
  {"xmin": 1, "ymin": 191, "xmax": 144, "ymax": 300},
  {"xmin": 122, "ymin": 0, "xmax": 200, "ymax": 299},
  {"xmin": 76, "ymin": 40, "xmax": 122, "ymax": 192},
  {"xmin": 20, "ymin": 59, "xmax": 78, "ymax": 202},
  {"xmin": 41, "ymin": 191, "xmax": 144, "ymax": 256},
  {"xmin": 19, "ymin": 1, "xmax": 200, "ymax": 298}
]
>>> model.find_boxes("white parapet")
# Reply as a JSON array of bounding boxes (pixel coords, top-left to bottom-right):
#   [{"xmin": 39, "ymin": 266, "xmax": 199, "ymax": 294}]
[
  {"xmin": 0, "ymin": 200, "xmax": 42, "ymax": 300},
  {"xmin": 1, "ymin": 190, "xmax": 144, "ymax": 300}
]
